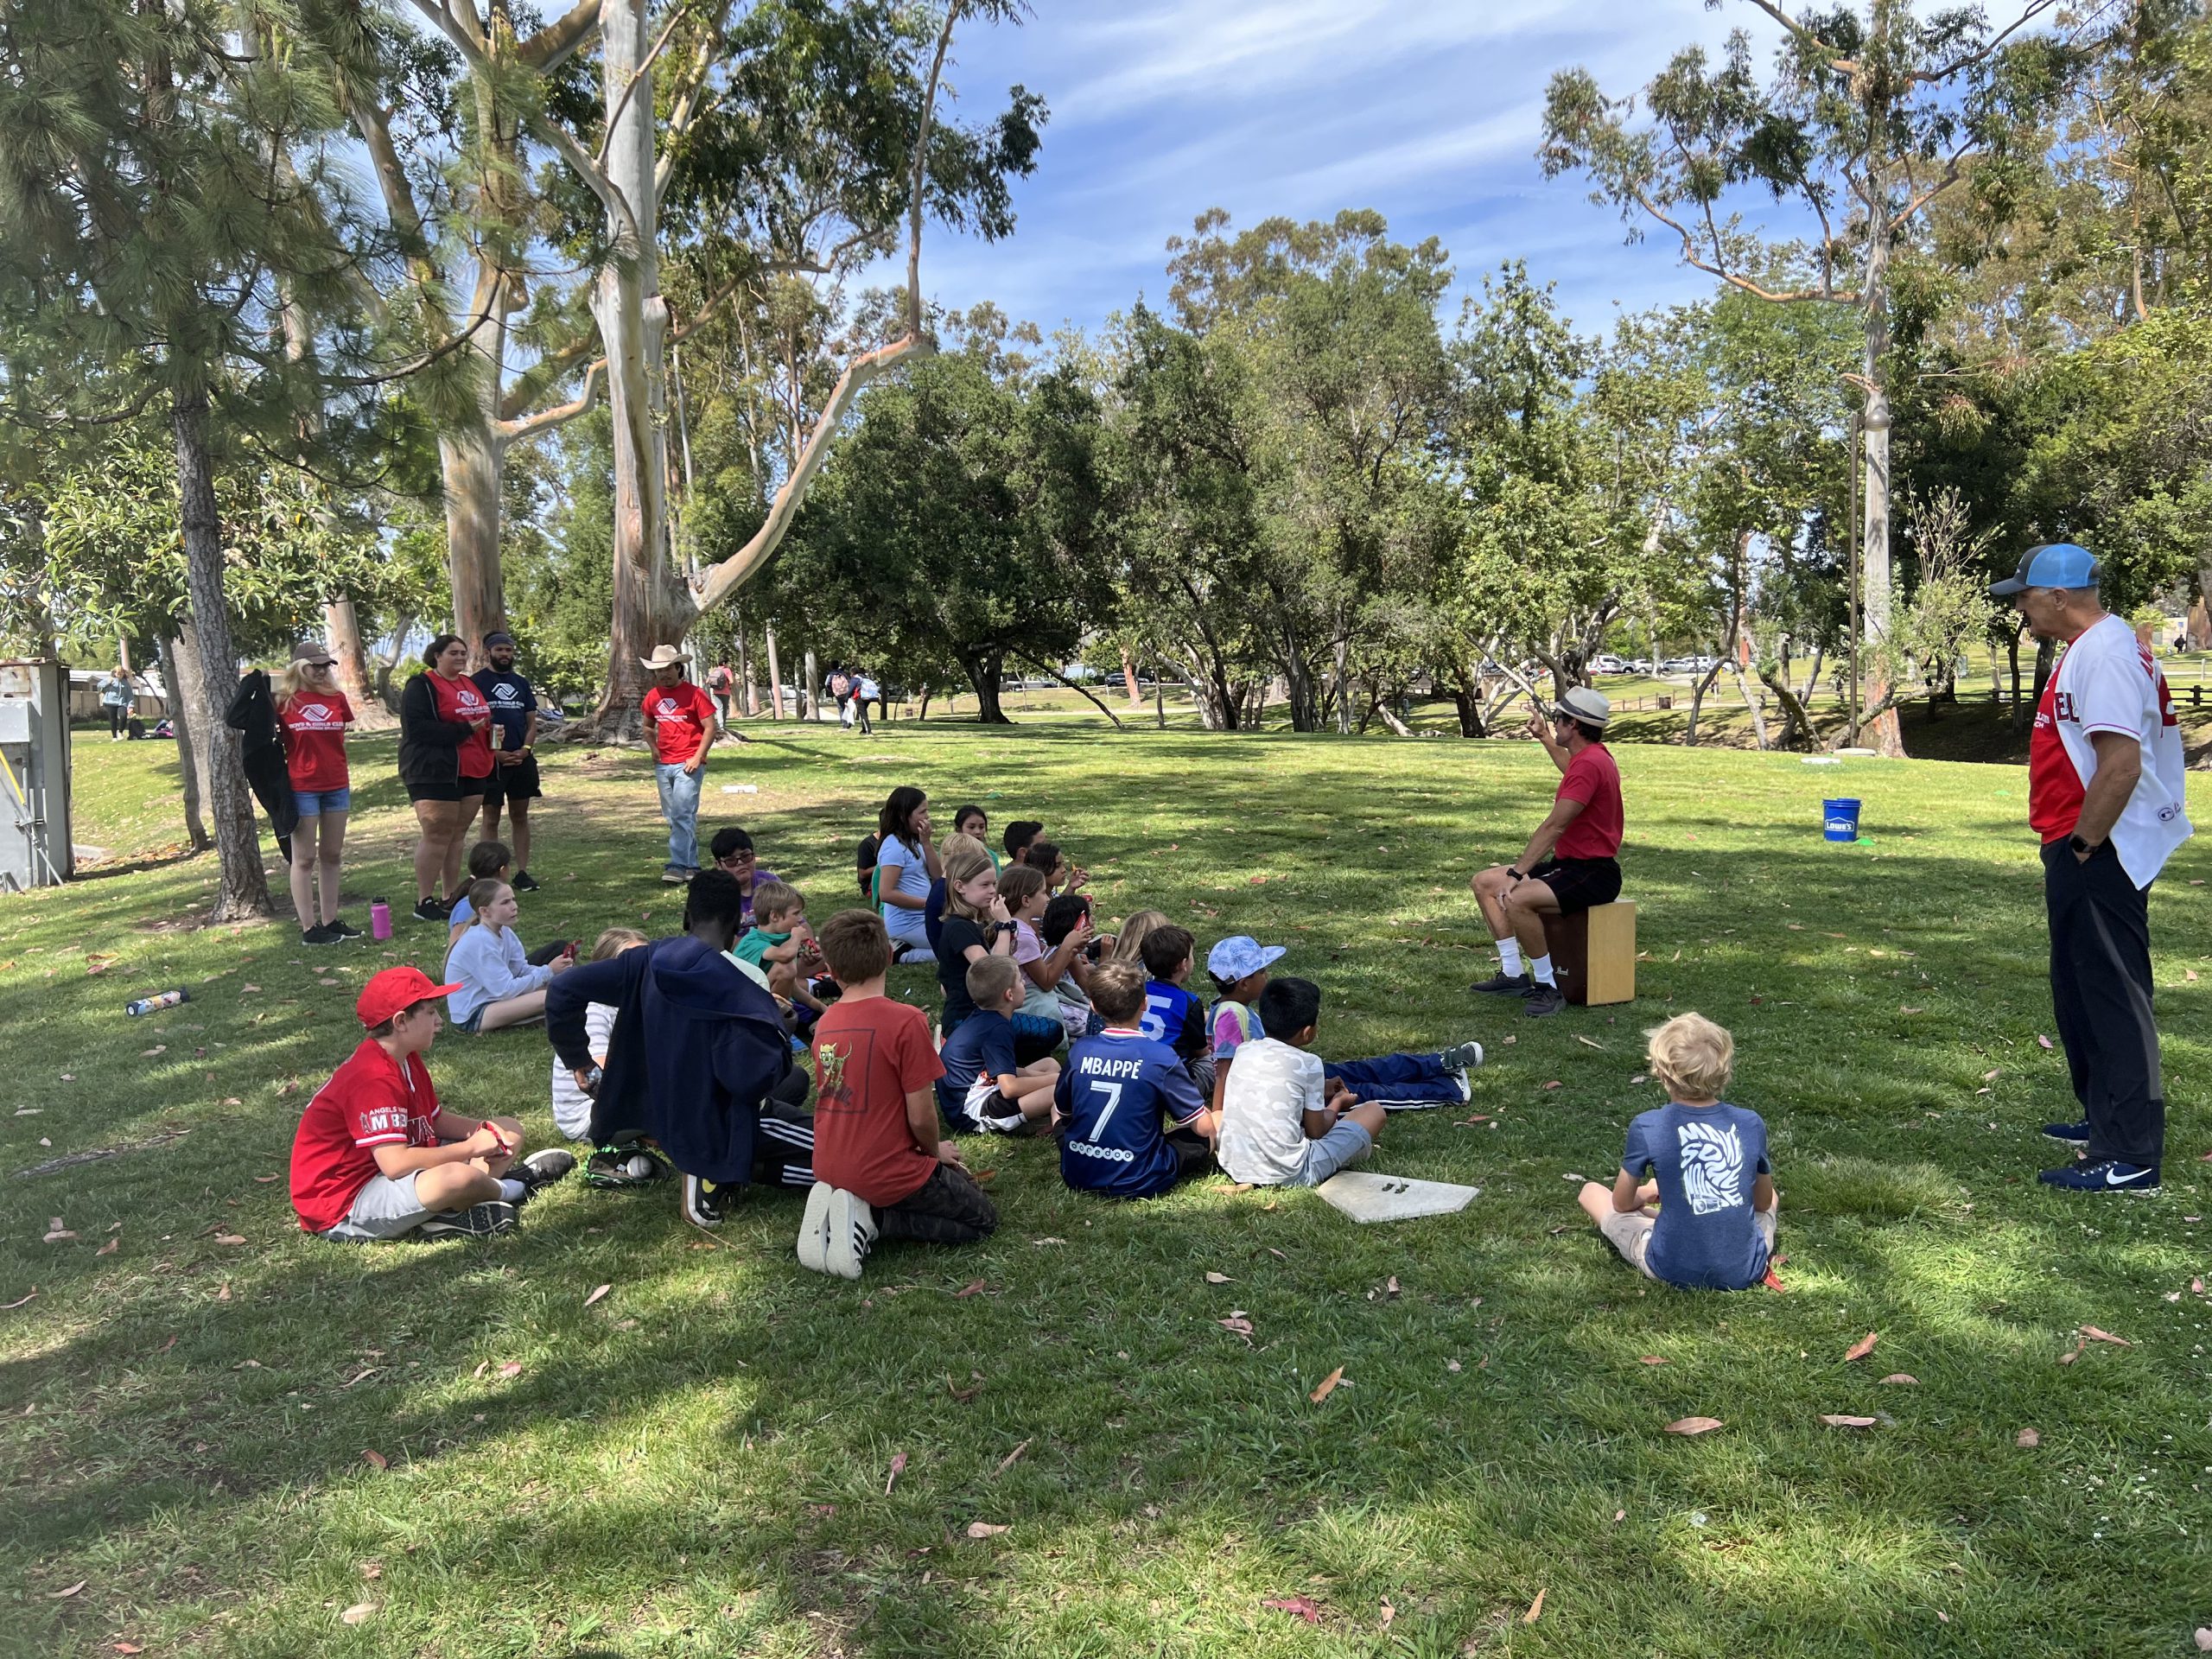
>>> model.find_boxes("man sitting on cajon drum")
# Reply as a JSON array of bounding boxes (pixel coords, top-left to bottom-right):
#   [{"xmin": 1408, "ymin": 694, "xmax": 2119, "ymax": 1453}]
[{"xmin": 1468, "ymin": 687, "xmax": 1624, "ymax": 1019}]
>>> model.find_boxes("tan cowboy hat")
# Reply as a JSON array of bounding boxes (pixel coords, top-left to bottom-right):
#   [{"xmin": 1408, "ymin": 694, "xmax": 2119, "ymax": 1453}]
[{"xmin": 638, "ymin": 645, "xmax": 690, "ymax": 671}]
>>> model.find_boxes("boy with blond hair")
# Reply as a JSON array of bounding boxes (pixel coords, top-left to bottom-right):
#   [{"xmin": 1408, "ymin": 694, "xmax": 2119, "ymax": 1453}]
[
  {"xmin": 936, "ymin": 954, "xmax": 1061, "ymax": 1131},
  {"xmin": 1577, "ymin": 1012, "xmax": 1777, "ymax": 1291}
]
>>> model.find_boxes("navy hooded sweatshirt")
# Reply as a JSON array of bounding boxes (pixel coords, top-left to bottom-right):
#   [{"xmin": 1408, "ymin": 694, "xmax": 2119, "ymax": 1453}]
[{"xmin": 546, "ymin": 934, "xmax": 791, "ymax": 1184}]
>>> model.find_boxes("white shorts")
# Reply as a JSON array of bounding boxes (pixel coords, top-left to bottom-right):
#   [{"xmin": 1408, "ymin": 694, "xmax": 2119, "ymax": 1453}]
[
  {"xmin": 959, "ymin": 1076, "xmax": 1024, "ymax": 1134},
  {"xmin": 324, "ymin": 1171, "xmax": 435, "ymax": 1241}
]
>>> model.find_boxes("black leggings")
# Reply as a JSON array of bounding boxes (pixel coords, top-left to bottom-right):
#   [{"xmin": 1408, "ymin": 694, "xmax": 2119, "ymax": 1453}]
[{"xmin": 108, "ymin": 705, "xmax": 127, "ymax": 737}]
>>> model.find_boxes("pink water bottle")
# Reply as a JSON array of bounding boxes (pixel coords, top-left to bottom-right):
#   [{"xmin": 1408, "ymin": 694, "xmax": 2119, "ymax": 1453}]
[{"xmin": 371, "ymin": 897, "xmax": 392, "ymax": 941}]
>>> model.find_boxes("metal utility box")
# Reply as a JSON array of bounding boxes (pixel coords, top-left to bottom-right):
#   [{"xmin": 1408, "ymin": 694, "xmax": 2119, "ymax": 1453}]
[{"xmin": 0, "ymin": 658, "xmax": 72, "ymax": 890}]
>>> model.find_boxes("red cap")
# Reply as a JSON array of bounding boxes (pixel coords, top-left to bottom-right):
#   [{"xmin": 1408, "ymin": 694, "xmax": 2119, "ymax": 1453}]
[{"xmin": 356, "ymin": 965, "xmax": 462, "ymax": 1027}]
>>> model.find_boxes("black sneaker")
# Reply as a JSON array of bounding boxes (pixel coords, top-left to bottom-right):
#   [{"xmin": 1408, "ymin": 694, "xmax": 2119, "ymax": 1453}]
[
  {"xmin": 411, "ymin": 897, "xmax": 449, "ymax": 923},
  {"xmin": 328, "ymin": 917, "xmax": 364, "ymax": 939},
  {"xmin": 418, "ymin": 1200, "xmax": 518, "ymax": 1238},
  {"xmin": 302, "ymin": 923, "xmax": 341, "ymax": 946},
  {"xmin": 1438, "ymin": 1040, "xmax": 1486, "ymax": 1073},
  {"xmin": 2038, "ymin": 1158, "xmax": 2159, "ymax": 1192},
  {"xmin": 512, "ymin": 870, "xmax": 542, "ymax": 893},
  {"xmin": 1523, "ymin": 983, "xmax": 1567, "ymax": 1019},
  {"xmin": 1471, "ymin": 970, "xmax": 1534, "ymax": 996},
  {"xmin": 682, "ymin": 1173, "xmax": 728, "ymax": 1227},
  {"xmin": 2043, "ymin": 1120, "xmax": 2091, "ymax": 1146},
  {"xmin": 515, "ymin": 1147, "xmax": 576, "ymax": 1196},
  {"xmin": 586, "ymin": 1147, "xmax": 674, "ymax": 1188}
]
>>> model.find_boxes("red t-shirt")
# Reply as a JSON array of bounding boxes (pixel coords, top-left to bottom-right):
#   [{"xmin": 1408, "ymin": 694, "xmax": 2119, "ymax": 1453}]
[
  {"xmin": 289, "ymin": 1039, "xmax": 441, "ymax": 1233},
  {"xmin": 279, "ymin": 690, "xmax": 353, "ymax": 791},
  {"xmin": 429, "ymin": 671, "xmax": 495, "ymax": 778},
  {"xmin": 2027, "ymin": 668, "xmax": 2081, "ymax": 842},
  {"xmin": 644, "ymin": 681, "xmax": 716, "ymax": 765},
  {"xmin": 1553, "ymin": 741, "xmax": 1624, "ymax": 861},
  {"xmin": 810, "ymin": 997, "xmax": 944, "ymax": 1206}
]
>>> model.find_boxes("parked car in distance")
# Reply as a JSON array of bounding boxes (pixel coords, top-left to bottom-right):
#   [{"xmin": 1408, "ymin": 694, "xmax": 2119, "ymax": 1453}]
[{"xmin": 1592, "ymin": 653, "xmax": 1627, "ymax": 674}]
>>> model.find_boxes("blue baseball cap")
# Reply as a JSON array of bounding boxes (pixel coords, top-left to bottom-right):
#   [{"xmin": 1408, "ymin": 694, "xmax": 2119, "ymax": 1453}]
[
  {"xmin": 1988, "ymin": 543, "xmax": 2100, "ymax": 597},
  {"xmin": 1206, "ymin": 935, "xmax": 1286, "ymax": 982}
]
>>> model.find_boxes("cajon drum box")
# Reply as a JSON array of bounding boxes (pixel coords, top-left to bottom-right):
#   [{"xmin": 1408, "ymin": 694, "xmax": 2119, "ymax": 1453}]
[{"xmin": 1540, "ymin": 900, "xmax": 1637, "ymax": 1006}]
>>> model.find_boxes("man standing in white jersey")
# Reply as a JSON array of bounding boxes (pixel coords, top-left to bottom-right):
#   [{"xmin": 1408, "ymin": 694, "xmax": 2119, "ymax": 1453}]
[{"xmin": 1991, "ymin": 543, "xmax": 2191, "ymax": 1191}]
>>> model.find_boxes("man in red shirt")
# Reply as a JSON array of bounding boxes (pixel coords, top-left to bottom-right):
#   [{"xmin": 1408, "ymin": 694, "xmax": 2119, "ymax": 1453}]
[
  {"xmin": 798, "ymin": 908, "xmax": 996, "ymax": 1279},
  {"xmin": 289, "ymin": 966, "xmax": 567, "ymax": 1240},
  {"xmin": 1469, "ymin": 686, "xmax": 1625, "ymax": 1019},
  {"xmin": 640, "ymin": 644, "xmax": 718, "ymax": 883}
]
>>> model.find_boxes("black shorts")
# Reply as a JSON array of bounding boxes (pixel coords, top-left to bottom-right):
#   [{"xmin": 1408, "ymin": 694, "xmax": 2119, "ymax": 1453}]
[
  {"xmin": 1530, "ymin": 855, "xmax": 1621, "ymax": 914},
  {"xmin": 481, "ymin": 753, "xmax": 543, "ymax": 808},
  {"xmin": 402, "ymin": 768, "xmax": 488, "ymax": 805}
]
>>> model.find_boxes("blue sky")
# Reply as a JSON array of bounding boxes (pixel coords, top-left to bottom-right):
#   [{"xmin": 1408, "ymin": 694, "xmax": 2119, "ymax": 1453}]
[{"xmin": 886, "ymin": 0, "xmax": 1792, "ymax": 341}]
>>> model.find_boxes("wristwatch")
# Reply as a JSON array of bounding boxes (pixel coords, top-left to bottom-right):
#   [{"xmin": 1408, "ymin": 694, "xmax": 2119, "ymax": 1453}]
[
  {"xmin": 2068, "ymin": 833, "xmax": 2103, "ymax": 856},
  {"xmin": 1506, "ymin": 868, "xmax": 1524, "ymax": 880}
]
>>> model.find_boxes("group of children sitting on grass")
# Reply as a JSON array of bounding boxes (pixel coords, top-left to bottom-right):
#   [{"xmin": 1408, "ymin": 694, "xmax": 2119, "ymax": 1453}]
[{"xmin": 287, "ymin": 796, "xmax": 1780, "ymax": 1294}]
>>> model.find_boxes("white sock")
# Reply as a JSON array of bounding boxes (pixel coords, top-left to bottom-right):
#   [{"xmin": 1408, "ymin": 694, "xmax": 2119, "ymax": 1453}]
[
  {"xmin": 1530, "ymin": 953, "xmax": 1556, "ymax": 988},
  {"xmin": 1497, "ymin": 940, "xmax": 1523, "ymax": 976},
  {"xmin": 499, "ymin": 1178, "xmax": 526, "ymax": 1203}
]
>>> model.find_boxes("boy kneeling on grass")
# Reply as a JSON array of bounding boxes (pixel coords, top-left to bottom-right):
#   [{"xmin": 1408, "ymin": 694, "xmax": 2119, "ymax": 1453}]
[
  {"xmin": 937, "ymin": 955, "xmax": 1061, "ymax": 1133},
  {"xmin": 1217, "ymin": 976, "xmax": 1388, "ymax": 1188},
  {"xmin": 290, "ymin": 966, "xmax": 571, "ymax": 1240},
  {"xmin": 799, "ymin": 909, "xmax": 997, "ymax": 1279},
  {"xmin": 1577, "ymin": 1012, "xmax": 1777, "ymax": 1292},
  {"xmin": 1056, "ymin": 960, "xmax": 1216, "ymax": 1198}
]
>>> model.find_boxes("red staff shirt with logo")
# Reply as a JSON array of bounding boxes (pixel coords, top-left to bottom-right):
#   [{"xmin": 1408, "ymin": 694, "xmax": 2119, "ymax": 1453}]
[
  {"xmin": 279, "ymin": 690, "xmax": 353, "ymax": 791},
  {"xmin": 428, "ymin": 670, "xmax": 495, "ymax": 778},
  {"xmin": 644, "ymin": 681, "xmax": 716, "ymax": 765},
  {"xmin": 1554, "ymin": 741, "xmax": 1624, "ymax": 861},
  {"xmin": 289, "ymin": 1039, "xmax": 441, "ymax": 1232}
]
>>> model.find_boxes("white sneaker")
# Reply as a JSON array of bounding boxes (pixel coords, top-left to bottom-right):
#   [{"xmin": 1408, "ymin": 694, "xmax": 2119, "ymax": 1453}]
[
  {"xmin": 823, "ymin": 1186, "xmax": 878, "ymax": 1281},
  {"xmin": 797, "ymin": 1181, "xmax": 834, "ymax": 1274}
]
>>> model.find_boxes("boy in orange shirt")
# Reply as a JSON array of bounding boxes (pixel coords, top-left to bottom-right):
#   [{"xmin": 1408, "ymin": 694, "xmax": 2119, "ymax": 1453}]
[{"xmin": 799, "ymin": 910, "xmax": 997, "ymax": 1279}]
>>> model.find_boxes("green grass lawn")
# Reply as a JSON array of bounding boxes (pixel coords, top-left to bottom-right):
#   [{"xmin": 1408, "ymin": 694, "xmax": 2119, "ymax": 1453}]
[{"xmin": 5, "ymin": 721, "xmax": 2210, "ymax": 1657}]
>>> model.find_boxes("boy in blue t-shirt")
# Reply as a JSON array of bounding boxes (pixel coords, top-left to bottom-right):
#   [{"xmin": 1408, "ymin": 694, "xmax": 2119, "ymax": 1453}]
[
  {"xmin": 1578, "ymin": 1012, "xmax": 1777, "ymax": 1291},
  {"xmin": 1056, "ymin": 961, "xmax": 1216, "ymax": 1198},
  {"xmin": 937, "ymin": 956, "xmax": 1060, "ymax": 1134},
  {"xmin": 1138, "ymin": 925, "xmax": 1214, "ymax": 1098}
]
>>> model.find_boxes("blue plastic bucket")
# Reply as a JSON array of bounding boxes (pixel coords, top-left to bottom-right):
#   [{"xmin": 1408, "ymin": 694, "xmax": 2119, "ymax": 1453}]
[{"xmin": 1822, "ymin": 798, "xmax": 1861, "ymax": 842}]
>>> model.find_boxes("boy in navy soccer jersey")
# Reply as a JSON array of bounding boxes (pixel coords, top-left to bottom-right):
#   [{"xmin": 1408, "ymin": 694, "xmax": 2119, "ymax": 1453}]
[
  {"xmin": 936, "ymin": 955, "xmax": 1061, "ymax": 1132},
  {"xmin": 1055, "ymin": 961, "xmax": 1217, "ymax": 1198}
]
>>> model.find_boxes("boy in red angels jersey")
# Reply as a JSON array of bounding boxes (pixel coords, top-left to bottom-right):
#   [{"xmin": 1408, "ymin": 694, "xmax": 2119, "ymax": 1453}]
[{"xmin": 1992, "ymin": 543, "xmax": 2191, "ymax": 1191}]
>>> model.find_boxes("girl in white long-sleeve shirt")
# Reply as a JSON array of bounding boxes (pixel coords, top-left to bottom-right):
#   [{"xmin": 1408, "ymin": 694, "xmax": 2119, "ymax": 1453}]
[
  {"xmin": 549, "ymin": 926, "xmax": 648, "ymax": 1137},
  {"xmin": 444, "ymin": 878, "xmax": 572, "ymax": 1033}
]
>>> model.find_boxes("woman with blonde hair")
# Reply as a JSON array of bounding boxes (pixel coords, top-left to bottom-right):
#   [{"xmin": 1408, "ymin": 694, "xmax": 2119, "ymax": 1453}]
[
  {"xmin": 1111, "ymin": 909, "xmax": 1170, "ymax": 968},
  {"xmin": 275, "ymin": 642, "xmax": 357, "ymax": 945}
]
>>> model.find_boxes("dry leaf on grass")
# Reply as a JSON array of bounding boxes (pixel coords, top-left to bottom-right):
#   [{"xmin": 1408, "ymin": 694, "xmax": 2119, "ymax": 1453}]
[
  {"xmin": 885, "ymin": 1451, "xmax": 907, "ymax": 1495},
  {"xmin": 995, "ymin": 1439, "xmax": 1029, "ymax": 1474},
  {"xmin": 1638, "ymin": 1355, "xmax": 1669, "ymax": 1366},
  {"xmin": 1309, "ymin": 1365, "xmax": 1345, "ymax": 1404},
  {"xmin": 1217, "ymin": 1314, "xmax": 1255, "ymax": 1339},
  {"xmin": 953, "ymin": 1279, "xmax": 988, "ymax": 1299},
  {"xmin": 112, "ymin": 1643, "xmax": 144, "ymax": 1654},
  {"xmin": 1446, "ymin": 1358, "xmax": 1461, "ymax": 1372},
  {"xmin": 2192, "ymin": 1628, "xmax": 2211, "ymax": 1652},
  {"xmin": 43, "ymin": 1219, "xmax": 74, "ymax": 1243},
  {"xmin": 361, "ymin": 1450, "xmax": 388, "ymax": 1470},
  {"xmin": 50, "ymin": 1580, "xmax": 86, "ymax": 1599},
  {"xmin": 1575, "ymin": 1034, "xmax": 1605, "ymax": 1049},
  {"xmin": 1878, "ymin": 1374, "xmax": 1918, "ymax": 1386},
  {"xmin": 251, "ymin": 1173, "xmax": 277, "ymax": 1183},
  {"xmin": 1523, "ymin": 1587, "xmax": 1547, "ymax": 1624},
  {"xmin": 2079, "ymin": 1325, "xmax": 2133, "ymax": 1347},
  {"xmin": 2037, "ymin": 1033, "xmax": 2054, "ymax": 1050},
  {"xmin": 1261, "ymin": 1596, "xmax": 1322, "ymax": 1625},
  {"xmin": 2057, "ymin": 1338, "xmax": 2088, "ymax": 1365},
  {"xmin": 213, "ymin": 1234, "xmax": 246, "ymax": 1246},
  {"xmin": 1843, "ymin": 1331, "xmax": 1879, "ymax": 1362},
  {"xmin": 1541, "ymin": 1080, "xmax": 1563, "ymax": 1090},
  {"xmin": 1204, "ymin": 1271, "xmax": 1233, "ymax": 1285},
  {"xmin": 2016, "ymin": 1427, "xmax": 2041, "ymax": 1448},
  {"xmin": 1385, "ymin": 1274, "xmax": 1401, "ymax": 1296},
  {"xmin": 948, "ymin": 1374, "xmax": 982, "ymax": 1404},
  {"xmin": 94, "ymin": 1238, "xmax": 118, "ymax": 1257},
  {"xmin": 1, "ymin": 1291, "xmax": 35, "ymax": 1310},
  {"xmin": 964, "ymin": 1520, "xmax": 1009, "ymax": 1539},
  {"xmin": 1665, "ymin": 1416, "xmax": 1725, "ymax": 1436},
  {"xmin": 340, "ymin": 1602, "xmax": 375, "ymax": 1625},
  {"xmin": 1820, "ymin": 1414, "xmax": 1879, "ymax": 1428},
  {"xmin": 499, "ymin": 1362, "xmax": 521, "ymax": 1378},
  {"xmin": 1612, "ymin": 1508, "xmax": 1625, "ymax": 1523},
  {"xmin": 583, "ymin": 1284, "xmax": 611, "ymax": 1307}
]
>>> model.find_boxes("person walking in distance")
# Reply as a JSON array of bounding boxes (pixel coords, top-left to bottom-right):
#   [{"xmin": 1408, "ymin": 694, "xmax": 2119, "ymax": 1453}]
[
  {"xmin": 99, "ymin": 664, "xmax": 134, "ymax": 741},
  {"xmin": 707, "ymin": 660, "xmax": 735, "ymax": 727},
  {"xmin": 474, "ymin": 632, "xmax": 544, "ymax": 892},
  {"xmin": 852, "ymin": 668, "xmax": 880, "ymax": 734},
  {"xmin": 640, "ymin": 645, "xmax": 717, "ymax": 884},
  {"xmin": 1991, "ymin": 543, "xmax": 2191, "ymax": 1192},
  {"xmin": 1467, "ymin": 686, "xmax": 1625, "ymax": 1018}
]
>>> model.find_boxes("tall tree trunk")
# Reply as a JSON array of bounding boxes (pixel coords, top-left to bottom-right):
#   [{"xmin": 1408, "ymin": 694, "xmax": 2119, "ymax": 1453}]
[
  {"xmin": 1122, "ymin": 650, "xmax": 1143, "ymax": 708},
  {"xmin": 765, "ymin": 627, "xmax": 785, "ymax": 719},
  {"xmin": 803, "ymin": 648, "xmax": 819, "ymax": 722},
  {"xmin": 441, "ymin": 417, "xmax": 508, "ymax": 661},
  {"xmin": 591, "ymin": 0, "xmax": 694, "ymax": 734},
  {"xmin": 161, "ymin": 631, "xmax": 210, "ymax": 852},
  {"xmin": 1859, "ymin": 217, "xmax": 1904, "ymax": 758},
  {"xmin": 1681, "ymin": 659, "xmax": 1725, "ymax": 747},
  {"xmin": 962, "ymin": 654, "xmax": 1011, "ymax": 723},
  {"xmin": 737, "ymin": 619, "xmax": 756, "ymax": 716},
  {"xmin": 172, "ymin": 392, "xmax": 271, "ymax": 919},
  {"xmin": 1332, "ymin": 633, "xmax": 1352, "ymax": 734},
  {"xmin": 321, "ymin": 594, "xmax": 394, "ymax": 729}
]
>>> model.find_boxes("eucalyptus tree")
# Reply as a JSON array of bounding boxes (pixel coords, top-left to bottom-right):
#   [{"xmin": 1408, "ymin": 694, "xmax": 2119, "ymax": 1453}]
[{"xmin": 1540, "ymin": 0, "xmax": 2088, "ymax": 754}]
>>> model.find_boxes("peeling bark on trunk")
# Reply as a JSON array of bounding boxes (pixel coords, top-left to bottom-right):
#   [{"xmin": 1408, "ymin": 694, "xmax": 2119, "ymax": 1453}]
[
  {"xmin": 172, "ymin": 392, "xmax": 272, "ymax": 919},
  {"xmin": 765, "ymin": 628, "xmax": 785, "ymax": 719},
  {"xmin": 321, "ymin": 594, "xmax": 394, "ymax": 729},
  {"xmin": 1859, "ymin": 224, "xmax": 1904, "ymax": 759},
  {"xmin": 441, "ymin": 417, "xmax": 508, "ymax": 661},
  {"xmin": 161, "ymin": 632, "xmax": 210, "ymax": 852},
  {"xmin": 802, "ymin": 649, "xmax": 819, "ymax": 722}
]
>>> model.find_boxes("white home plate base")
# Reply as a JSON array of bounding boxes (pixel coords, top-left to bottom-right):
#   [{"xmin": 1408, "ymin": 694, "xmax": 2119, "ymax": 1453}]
[{"xmin": 1316, "ymin": 1171, "xmax": 1479, "ymax": 1224}]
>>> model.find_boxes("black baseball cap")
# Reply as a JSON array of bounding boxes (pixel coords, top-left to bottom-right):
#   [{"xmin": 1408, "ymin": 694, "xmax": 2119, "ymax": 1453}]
[{"xmin": 482, "ymin": 630, "xmax": 517, "ymax": 648}]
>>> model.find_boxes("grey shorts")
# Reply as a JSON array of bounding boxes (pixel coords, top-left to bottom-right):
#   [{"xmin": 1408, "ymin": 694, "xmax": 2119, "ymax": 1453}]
[
  {"xmin": 1599, "ymin": 1207, "xmax": 1777, "ymax": 1278},
  {"xmin": 1294, "ymin": 1118, "xmax": 1373, "ymax": 1187},
  {"xmin": 323, "ymin": 1171, "xmax": 435, "ymax": 1241}
]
